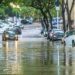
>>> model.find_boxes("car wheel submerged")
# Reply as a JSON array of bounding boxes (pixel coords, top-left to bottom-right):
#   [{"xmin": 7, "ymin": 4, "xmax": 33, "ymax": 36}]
[{"xmin": 72, "ymin": 40, "xmax": 75, "ymax": 47}]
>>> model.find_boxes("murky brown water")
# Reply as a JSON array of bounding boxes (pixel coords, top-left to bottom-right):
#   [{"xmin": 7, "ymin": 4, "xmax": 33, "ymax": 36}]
[{"xmin": 0, "ymin": 40, "xmax": 75, "ymax": 75}]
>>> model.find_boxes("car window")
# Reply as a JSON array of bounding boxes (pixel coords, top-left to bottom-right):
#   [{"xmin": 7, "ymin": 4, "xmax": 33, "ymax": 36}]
[
  {"xmin": 6, "ymin": 31, "xmax": 15, "ymax": 34},
  {"xmin": 65, "ymin": 30, "xmax": 75, "ymax": 37}
]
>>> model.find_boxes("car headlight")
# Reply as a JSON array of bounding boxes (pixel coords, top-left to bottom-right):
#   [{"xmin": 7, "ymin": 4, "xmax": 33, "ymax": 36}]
[{"xmin": 50, "ymin": 33, "xmax": 53, "ymax": 36}]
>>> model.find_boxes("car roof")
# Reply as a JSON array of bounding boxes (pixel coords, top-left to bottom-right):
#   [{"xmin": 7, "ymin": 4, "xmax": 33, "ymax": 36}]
[
  {"xmin": 52, "ymin": 29, "xmax": 64, "ymax": 33},
  {"xmin": 52, "ymin": 29, "xmax": 63, "ymax": 31}
]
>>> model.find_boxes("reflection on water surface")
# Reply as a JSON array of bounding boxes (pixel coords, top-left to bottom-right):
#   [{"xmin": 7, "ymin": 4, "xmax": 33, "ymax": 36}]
[{"xmin": 0, "ymin": 41, "xmax": 75, "ymax": 75}]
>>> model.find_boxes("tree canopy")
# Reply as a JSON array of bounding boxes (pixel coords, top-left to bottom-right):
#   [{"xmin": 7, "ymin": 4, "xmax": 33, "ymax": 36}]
[{"xmin": 0, "ymin": 0, "xmax": 62, "ymax": 31}]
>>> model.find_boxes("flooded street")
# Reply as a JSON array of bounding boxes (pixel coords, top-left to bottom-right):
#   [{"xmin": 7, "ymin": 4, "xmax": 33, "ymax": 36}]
[
  {"xmin": 0, "ymin": 23, "xmax": 75, "ymax": 75},
  {"xmin": 1, "ymin": 40, "xmax": 75, "ymax": 75}
]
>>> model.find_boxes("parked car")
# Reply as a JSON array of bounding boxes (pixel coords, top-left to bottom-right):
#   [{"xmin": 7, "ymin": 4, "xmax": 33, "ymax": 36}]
[
  {"xmin": 15, "ymin": 24, "xmax": 24, "ymax": 29},
  {"xmin": 26, "ymin": 17, "xmax": 33, "ymax": 24},
  {"xmin": 21, "ymin": 19, "xmax": 28, "ymax": 24},
  {"xmin": 47, "ymin": 29, "xmax": 64, "ymax": 41},
  {"xmin": 61, "ymin": 30, "xmax": 75, "ymax": 46},
  {"xmin": 2, "ymin": 30, "xmax": 18, "ymax": 41},
  {"xmin": 21, "ymin": 17, "xmax": 33, "ymax": 24},
  {"xmin": 14, "ymin": 26, "xmax": 22, "ymax": 35}
]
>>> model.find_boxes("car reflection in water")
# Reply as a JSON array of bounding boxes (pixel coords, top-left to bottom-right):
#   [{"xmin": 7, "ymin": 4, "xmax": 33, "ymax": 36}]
[
  {"xmin": 2, "ymin": 41, "xmax": 21, "ymax": 74},
  {"xmin": 1, "ymin": 40, "xmax": 75, "ymax": 75}
]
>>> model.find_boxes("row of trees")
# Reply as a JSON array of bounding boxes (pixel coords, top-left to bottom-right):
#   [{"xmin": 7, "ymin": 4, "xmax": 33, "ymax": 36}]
[
  {"xmin": 20, "ymin": 0, "xmax": 75, "ymax": 32},
  {"xmin": 0, "ymin": 5, "xmax": 40, "ymax": 20},
  {"xmin": 0, "ymin": 0, "xmax": 56, "ymax": 32},
  {"xmin": 0, "ymin": 0, "xmax": 75, "ymax": 32}
]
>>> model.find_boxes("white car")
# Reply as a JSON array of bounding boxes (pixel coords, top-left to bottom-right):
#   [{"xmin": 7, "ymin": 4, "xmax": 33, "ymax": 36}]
[{"xmin": 62, "ymin": 30, "xmax": 75, "ymax": 47}]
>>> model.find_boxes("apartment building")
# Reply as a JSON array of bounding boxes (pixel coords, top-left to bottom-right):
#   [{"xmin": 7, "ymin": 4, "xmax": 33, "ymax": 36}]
[{"xmin": 64, "ymin": 0, "xmax": 75, "ymax": 28}]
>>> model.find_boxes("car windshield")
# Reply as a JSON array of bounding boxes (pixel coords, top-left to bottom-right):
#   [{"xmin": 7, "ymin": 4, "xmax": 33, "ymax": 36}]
[
  {"xmin": 66, "ymin": 30, "xmax": 75, "ymax": 36},
  {"xmin": 7, "ymin": 31, "xmax": 15, "ymax": 35}
]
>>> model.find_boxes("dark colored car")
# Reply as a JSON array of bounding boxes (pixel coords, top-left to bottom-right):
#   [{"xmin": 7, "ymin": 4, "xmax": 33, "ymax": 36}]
[
  {"xmin": 21, "ymin": 19, "xmax": 28, "ymax": 24},
  {"xmin": 47, "ymin": 29, "xmax": 64, "ymax": 41},
  {"xmin": 21, "ymin": 17, "xmax": 33, "ymax": 24},
  {"xmin": 2, "ymin": 30, "xmax": 18, "ymax": 41},
  {"xmin": 14, "ymin": 26, "xmax": 22, "ymax": 35}
]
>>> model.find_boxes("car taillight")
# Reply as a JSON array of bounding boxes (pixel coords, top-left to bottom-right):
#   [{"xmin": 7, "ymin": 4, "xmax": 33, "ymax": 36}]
[
  {"xmin": 53, "ymin": 35, "xmax": 56, "ymax": 37},
  {"xmin": 50, "ymin": 33, "xmax": 53, "ymax": 36},
  {"xmin": 6, "ymin": 35, "xmax": 8, "ymax": 37}
]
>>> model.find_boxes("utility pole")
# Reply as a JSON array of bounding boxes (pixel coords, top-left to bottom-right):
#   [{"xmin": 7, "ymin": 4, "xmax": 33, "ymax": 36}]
[{"xmin": 55, "ymin": 2, "xmax": 60, "ymax": 75}]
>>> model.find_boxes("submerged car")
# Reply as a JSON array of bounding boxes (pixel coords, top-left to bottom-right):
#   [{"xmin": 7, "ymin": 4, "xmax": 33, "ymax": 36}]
[
  {"xmin": 14, "ymin": 26, "xmax": 22, "ymax": 35},
  {"xmin": 21, "ymin": 17, "xmax": 33, "ymax": 24},
  {"xmin": 2, "ymin": 30, "xmax": 18, "ymax": 41},
  {"xmin": 61, "ymin": 30, "xmax": 75, "ymax": 46},
  {"xmin": 47, "ymin": 29, "xmax": 64, "ymax": 41}
]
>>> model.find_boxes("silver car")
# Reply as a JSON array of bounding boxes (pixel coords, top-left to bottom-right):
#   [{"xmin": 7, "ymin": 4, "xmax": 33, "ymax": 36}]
[
  {"xmin": 61, "ymin": 30, "xmax": 75, "ymax": 47},
  {"xmin": 2, "ymin": 30, "xmax": 18, "ymax": 41}
]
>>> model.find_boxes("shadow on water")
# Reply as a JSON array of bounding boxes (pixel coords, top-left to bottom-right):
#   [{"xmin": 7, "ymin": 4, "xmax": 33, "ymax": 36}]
[{"xmin": 0, "ymin": 40, "xmax": 75, "ymax": 75}]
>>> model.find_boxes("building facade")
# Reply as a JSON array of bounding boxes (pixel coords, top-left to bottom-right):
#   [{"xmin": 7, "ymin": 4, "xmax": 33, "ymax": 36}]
[{"xmin": 64, "ymin": 0, "xmax": 75, "ymax": 29}]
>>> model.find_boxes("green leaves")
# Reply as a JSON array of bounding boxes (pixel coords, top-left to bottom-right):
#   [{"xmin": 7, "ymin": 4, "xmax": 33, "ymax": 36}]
[
  {"xmin": 20, "ymin": 6, "xmax": 39, "ymax": 17},
  {"xmin": 0, "ymin": 0, "xmax": 57, "ymax": 19}
]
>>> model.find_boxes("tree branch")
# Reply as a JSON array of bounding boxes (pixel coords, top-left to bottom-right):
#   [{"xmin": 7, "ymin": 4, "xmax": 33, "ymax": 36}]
[{"xmin": 70, "ymin": 0, "xmax": 74, "ymax": 14}]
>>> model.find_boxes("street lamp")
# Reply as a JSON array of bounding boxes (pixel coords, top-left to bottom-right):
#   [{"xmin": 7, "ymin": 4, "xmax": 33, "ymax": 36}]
[{"xmin": 55, "ymin": 0, "xmax": 60, "ymax": 29}]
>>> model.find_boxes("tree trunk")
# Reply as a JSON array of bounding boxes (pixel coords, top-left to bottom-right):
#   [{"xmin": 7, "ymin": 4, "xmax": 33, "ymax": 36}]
[
  {"xmin": 62, "ymin": 0, "xmax": 66, "ymax": 32},
  {"xmin": 47, "ymin": 9, "xmax": 53, "ymax": 29},
  {"xmin": 66, "ymin": 1, "xmax": 72, "ymax": 30},
  {"xmin": 40, "ymin": 8, "xmax": 49, "ymax": 32},
  {"xmin": 0, "ymin": 0, "xmax": 3, "ymax": 4},
  {"xmin": 62, "ymin": 0, "xmax": 74, "ymax": 30}
]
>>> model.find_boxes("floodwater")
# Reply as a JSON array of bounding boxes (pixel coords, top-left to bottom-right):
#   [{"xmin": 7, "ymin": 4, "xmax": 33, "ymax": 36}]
[{"xmin": 0, "ymin": 40, "xmax": 75, "ymax": 75}]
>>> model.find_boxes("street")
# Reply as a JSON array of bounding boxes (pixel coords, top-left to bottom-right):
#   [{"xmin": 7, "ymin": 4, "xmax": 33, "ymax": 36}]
[
  {"xmin": 0, "ymin": 0, "xmax": 74, "ymax": 75},
  {"xmin": 0, "ymin": 23, "xmax": 75, "ymax": 75}
]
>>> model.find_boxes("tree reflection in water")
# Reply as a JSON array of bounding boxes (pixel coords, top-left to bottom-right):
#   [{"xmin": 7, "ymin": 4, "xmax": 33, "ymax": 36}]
[{"xmin": 1, "ymin": 40, "xmax": 75, "ymax": 75}]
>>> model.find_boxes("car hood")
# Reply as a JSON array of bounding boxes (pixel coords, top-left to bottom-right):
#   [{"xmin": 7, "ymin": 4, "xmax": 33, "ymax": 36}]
[
  {"xmin": 65, "ymin": 35, "xmax": 75, "ymax": 46},
  {"xmin": 66, "ymin": 35, "xmax": 75, "ymax": 39}
]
